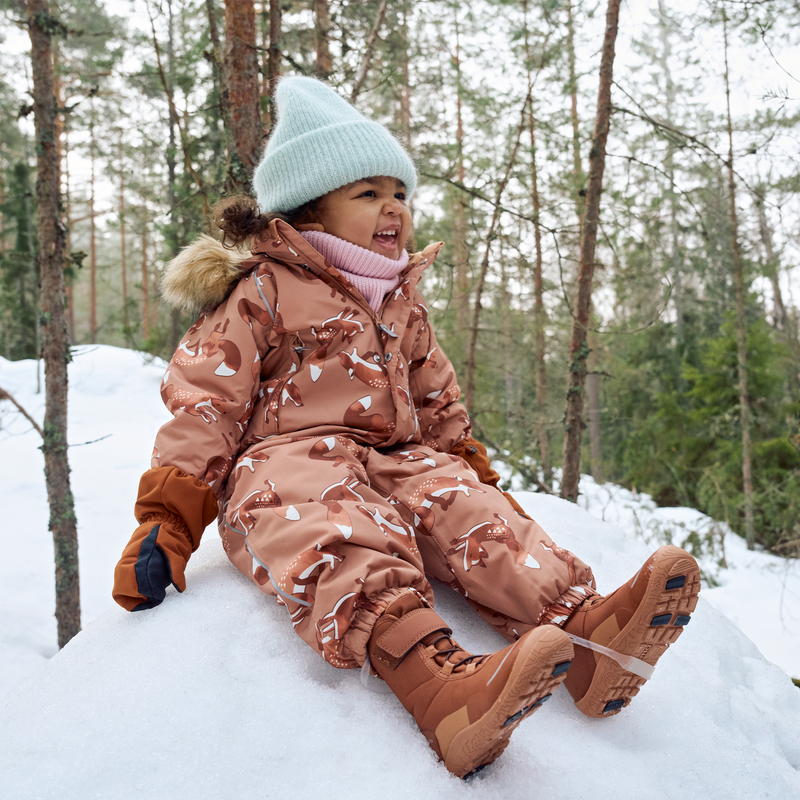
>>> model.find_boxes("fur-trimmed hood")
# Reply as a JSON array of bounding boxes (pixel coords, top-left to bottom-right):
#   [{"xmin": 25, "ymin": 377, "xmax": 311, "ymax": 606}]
[{"xmin": 160, "ymin": 234, "xmax": 251, "ymax": 317}]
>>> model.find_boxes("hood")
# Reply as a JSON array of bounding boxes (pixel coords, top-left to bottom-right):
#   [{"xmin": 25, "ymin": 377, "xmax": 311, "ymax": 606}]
[{"xmin": 160, "ymin": 234, "xmax": 253, "ymax": 316}]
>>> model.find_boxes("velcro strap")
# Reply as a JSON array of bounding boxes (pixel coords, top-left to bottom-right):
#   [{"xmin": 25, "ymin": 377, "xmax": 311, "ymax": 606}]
[{"xmin": 376, "ymin": 608, "xmax": 452, "ymax": 660}]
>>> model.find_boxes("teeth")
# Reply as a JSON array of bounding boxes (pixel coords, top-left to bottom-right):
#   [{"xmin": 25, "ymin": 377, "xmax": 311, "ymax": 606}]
[{"xmin": 376, "ymin": 230, "xmax": 397, "ymax": 236}]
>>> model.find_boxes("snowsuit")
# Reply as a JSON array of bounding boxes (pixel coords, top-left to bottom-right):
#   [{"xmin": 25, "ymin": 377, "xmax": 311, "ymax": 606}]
[{"xmin": 149, "ymin": 220, "xmax": 596, "ymax": 668}]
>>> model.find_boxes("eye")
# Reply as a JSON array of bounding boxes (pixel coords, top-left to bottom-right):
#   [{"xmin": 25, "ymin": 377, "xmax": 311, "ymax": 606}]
[
  {"xmin": 357, "ymin": 190, "xmax": 376, "ymax": 198},
  {"xmin": 395, "ymin": 192, "xmax": 407, "ymax": 201}
]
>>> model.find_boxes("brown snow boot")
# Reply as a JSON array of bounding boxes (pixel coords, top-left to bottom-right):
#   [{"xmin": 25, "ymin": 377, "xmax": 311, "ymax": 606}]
[
  {"xmin": 368, "ymin": 591, "xmax": 574, "ymax": 779},
  {"xmin": 563, "ymin": 545, "xmax": 701, "ymax": 718}
]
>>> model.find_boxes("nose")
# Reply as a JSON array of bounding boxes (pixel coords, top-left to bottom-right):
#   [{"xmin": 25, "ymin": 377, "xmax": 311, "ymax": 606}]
[{"xmin": 383, "ymin": 195, "xmax": 403, "ymax": 215}]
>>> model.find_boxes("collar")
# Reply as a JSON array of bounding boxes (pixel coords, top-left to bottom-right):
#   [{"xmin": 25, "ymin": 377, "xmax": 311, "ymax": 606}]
[{"xmin": 251, "ymin": 220, "xmax": 443, "ymax": 290}]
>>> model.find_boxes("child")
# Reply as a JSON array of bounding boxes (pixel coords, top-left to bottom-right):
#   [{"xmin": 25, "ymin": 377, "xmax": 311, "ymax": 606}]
[{"xmin": 113, "ymin": 77, "xmax": 700, "ymax": 779}]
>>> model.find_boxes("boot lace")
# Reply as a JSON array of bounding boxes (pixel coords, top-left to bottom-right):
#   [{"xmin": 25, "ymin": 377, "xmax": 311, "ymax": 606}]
[{"xmin": 425, "ymin": 633, "xmax": 490, "ymax": 675}]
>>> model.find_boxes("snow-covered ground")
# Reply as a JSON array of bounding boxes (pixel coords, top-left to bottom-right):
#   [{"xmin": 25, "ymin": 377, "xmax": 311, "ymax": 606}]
[{"xmin": 1, "ymin": 345, "xmax": 799, "ymax": 799}]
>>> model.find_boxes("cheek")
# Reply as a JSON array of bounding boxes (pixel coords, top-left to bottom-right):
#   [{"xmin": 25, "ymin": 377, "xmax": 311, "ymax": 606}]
[{"xmin": 400, "ymin": 214, "xmax": 413, "ymax": 247}]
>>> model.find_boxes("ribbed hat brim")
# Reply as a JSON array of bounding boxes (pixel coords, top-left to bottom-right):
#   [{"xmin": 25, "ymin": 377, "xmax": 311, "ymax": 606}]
[{"xmin": 252, "ymin": 78, "xmax": 417, "ymax": 213}]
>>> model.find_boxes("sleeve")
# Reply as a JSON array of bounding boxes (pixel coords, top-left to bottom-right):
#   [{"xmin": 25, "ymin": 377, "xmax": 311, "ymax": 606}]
[
  {"xmin": 408, "ymin": 317, "xmax": 472, "ymax": 453},
  {"xmin": 152, "ymin": 270, "xmax": 273, "ymax": 494}
]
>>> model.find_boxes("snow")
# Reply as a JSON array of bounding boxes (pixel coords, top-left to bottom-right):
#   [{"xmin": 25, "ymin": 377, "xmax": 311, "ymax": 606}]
[{"xmin": 1, "ymin": 345, "xmax": 799, "ymax": 799}]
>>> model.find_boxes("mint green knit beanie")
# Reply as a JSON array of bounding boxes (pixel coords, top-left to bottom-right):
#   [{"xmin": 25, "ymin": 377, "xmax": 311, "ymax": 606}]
[{"xmin": 252, "ymin": 76, "xmax": 417, "ymax": 213}]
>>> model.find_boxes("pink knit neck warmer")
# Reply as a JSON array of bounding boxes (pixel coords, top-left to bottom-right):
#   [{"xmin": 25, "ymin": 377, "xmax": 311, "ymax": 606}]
[{"xmin": 299, "ymin": 230, "xmax": 409, "ymax": 313}]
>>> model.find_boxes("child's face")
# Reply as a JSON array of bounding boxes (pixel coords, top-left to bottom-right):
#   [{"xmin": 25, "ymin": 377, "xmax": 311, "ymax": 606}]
[{"xmin": 315, "ymin": 176, "xmax": 411, "ymax": 260}]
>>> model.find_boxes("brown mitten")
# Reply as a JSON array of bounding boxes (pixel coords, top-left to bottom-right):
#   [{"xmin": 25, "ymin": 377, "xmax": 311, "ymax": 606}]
[
  {"xmin": 450, "ymin": 437, "xmax": 531, "ymax": 519},
  {"xmin": 113, "ymin": 466, "xmax": 218, "ymax": 611}
]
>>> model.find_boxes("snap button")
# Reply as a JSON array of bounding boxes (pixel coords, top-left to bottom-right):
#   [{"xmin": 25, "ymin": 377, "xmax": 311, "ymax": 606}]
[
  {"xmin": 373, "ymin": 354, "xmax": 382, "ymax": 363},
  {"xmin": 385, "ymin": 353, "xmax": 392, "ymax": 362}
]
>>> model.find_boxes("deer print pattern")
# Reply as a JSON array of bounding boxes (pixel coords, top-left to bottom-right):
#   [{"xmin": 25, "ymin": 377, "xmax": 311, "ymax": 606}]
[
  {"xmin": 218, "ymin": 433, "xmax": 595, "ymax": 670},
  {"xmin": 152, "ymin": 223, "xmax": 596, "ymax": 669},
  {"xmin": 447, "ymin": 514, "xmax": 541, "ymax": 572}
]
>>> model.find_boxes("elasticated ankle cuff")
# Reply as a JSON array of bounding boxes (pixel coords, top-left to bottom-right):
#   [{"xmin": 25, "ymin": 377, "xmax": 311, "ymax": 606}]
[
  {"xmin": 540, "ymin": 584, "xmax": 599, "ymax": 627},
  {"xmin": 341, "ymin": 587, "xmax": 428, "ymax": 667}
]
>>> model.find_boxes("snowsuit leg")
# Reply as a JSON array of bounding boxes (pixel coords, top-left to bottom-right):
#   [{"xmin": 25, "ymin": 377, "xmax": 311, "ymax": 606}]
[
  {"xmin": 365, "ymin": 444, "xmax": 598, "ymax": 642},
  {"xmin": 220, "ymin": 435, "xmax": 432, "ymax": 669},
  {"xmin": 220, "ymin": 436, "xmax": 596, "ymax": 670}
]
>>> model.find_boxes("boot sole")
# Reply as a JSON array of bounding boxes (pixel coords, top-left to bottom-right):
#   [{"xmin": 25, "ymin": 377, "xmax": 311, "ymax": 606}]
[
  {"xmin": 574, "ymin": 545, "xmax": 701, "ymax": 719},
  {"xmin": 446, "ymin": 626, "xmax": 574, "ymax": 779}
]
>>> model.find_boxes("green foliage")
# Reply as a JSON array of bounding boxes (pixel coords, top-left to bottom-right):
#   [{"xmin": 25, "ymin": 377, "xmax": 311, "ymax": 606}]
[
  {"xmin": 0, "ymin": 161, "xmax": 38, "ymax": 361},
  {"xmin": 604, "ymin": 310, "xmax": 799, "ymax": 550}
]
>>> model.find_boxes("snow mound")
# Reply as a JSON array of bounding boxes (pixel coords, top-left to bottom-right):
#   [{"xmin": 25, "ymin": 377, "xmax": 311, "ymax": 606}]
[
  {"xmin": 1, "ymin": 345, "xmax": 799, "ymax": 798},
  {"xmin": 1, "ymin": 496, "xmax": 799, "ymax": 799}
]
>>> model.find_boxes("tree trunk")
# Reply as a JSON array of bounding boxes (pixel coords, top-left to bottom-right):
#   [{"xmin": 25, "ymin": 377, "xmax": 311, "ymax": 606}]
[
  {"xmin": 524, "ymin": 0, "xmax": 552, "ymax": 486},
  {"xmin": 88, "ymin": 117, "xmax": 97, "ymax": 341},
  {"xmin": 567, "ymin": 0, "xmax": 603, "ymax": 484},
  {"xmin": 206, "ymin": 0, "xmax": 234, "ymax": 167},
  {"xmin": 258, "ymin": 3, "xmax": 268, "ymax": 110},
  {"xmin": 53, "ymin": 38, "xmax": 74, "ymax": 344},
  {"xmin": 314, "ymin": 0, "xmax": 332, "ymax": 78},
  {"xmin": 755, "ymin": 191, "xmax": 798, "ymax": 421},
  {"xmin": 567, "ymin": 0, "xmax": 585, "ymax": 218},
  {"xmin": 350, "ymin": 0, "xmax": 389, "ymax": 102},
  {"xmin": 26, "ymin": 0, "xmax": 81, "ymax": 648},
  {"xmin": 452, "ymin": 14, "xmax": 470, "ymax": 353},
  {"xmin": 63, "ymin": 116, "xmax": 75, "ymax": 343},
  {"xmin": 657, "ymin": 0, "xmax": 684, "ymax": 369},
  {"xmin": 464, "ymin": 95, "xmax": 529, "ymax": 412},
  {"xmin": 0, "ymin": 170, "xmax": 6, "ymax": 258},
  {"xmin": 268, "ymin": 0, "xmax": 281, "ymax": 96},
  {"xmin": 722, "ymin": 6, "xmax": 755, "ymax": 550},
  {"xmin": 755, "ymin": 194, "xmax": 787, "ymax": 332},
  {"xmin": 141, "ymin": 219, "xmax": 150, "ymax": 341},
  {"xmin": 530, "ymin": 103, "xmax": 552, "ymax": 485},
  {"xmin": 166, "ymin": 0, "xmax": 182, "ymax": 354},
  {"xmin": 501, "ymin": 251, "xmax": 515, "ymax": 420},
  {"xmin": 560, "ymin": 0, "xmax": 620, "ymax": 503},
  {"xmin": 398, "ymin": 6, "xmax": 411, "ymax": 149},
  {"xmin": 586, "ymin": 327, "xmax": 603, "ymax": 483},
  {"xmin": 119, "ymin": 132, "xmax": 129, "ymax": 341},
  {"xmin": 224, "ymin": 0, "xmax": 263, "ymax": 185}
]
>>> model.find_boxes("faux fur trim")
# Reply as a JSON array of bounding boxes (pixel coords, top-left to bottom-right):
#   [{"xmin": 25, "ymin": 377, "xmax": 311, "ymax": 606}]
[{"xmin": 160, "ymin": 234, "xmax": 251, "ymax": 315}]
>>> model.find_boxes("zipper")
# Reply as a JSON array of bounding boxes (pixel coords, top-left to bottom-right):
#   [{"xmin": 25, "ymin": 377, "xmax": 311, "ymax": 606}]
[{"xmin": 298, "ymin": 260, "xmax": 405, "ymax": 346}]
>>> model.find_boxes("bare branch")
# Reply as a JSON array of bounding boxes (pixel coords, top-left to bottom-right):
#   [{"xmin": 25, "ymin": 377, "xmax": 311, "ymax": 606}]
[
  {"xmin": 350, "ymin": 0, "xmax": 389, "ymax": 102},
  {"xmin": 0, "ymin": 385, "xmax": 44, "ymax": 438}
]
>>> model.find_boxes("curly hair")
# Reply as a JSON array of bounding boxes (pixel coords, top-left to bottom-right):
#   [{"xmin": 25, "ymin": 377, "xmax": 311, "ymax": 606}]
[{"xmin": 212, "ymin": 195, "xmax": 321, "ymax": 249}]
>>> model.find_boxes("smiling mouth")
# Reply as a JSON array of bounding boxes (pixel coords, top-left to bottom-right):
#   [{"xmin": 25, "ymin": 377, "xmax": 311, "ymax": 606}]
[{"xmin": 373, "ymin": 230, "xmax": 399, "ymax": 250}]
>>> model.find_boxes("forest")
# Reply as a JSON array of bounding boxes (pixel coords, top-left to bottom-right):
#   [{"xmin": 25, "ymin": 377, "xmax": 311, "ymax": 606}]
[{"xmin": 1, "ymin": 0, "xmax": 798, "ymax": 562}]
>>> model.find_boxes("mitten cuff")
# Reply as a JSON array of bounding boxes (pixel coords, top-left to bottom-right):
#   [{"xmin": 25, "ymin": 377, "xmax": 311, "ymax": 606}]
[
  {"xmin": 134, "ymin": 466, "xmax": 218, "ymax": 551},
  {"xmin": 450, "ymin": 437, "xmax": 501, "ymax": 488}
]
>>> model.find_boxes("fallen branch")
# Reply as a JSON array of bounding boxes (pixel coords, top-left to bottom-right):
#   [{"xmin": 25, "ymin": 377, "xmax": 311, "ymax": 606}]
[{"xmin": 0, "ymin": 384, "xmax": 44, "ymax": 438}]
